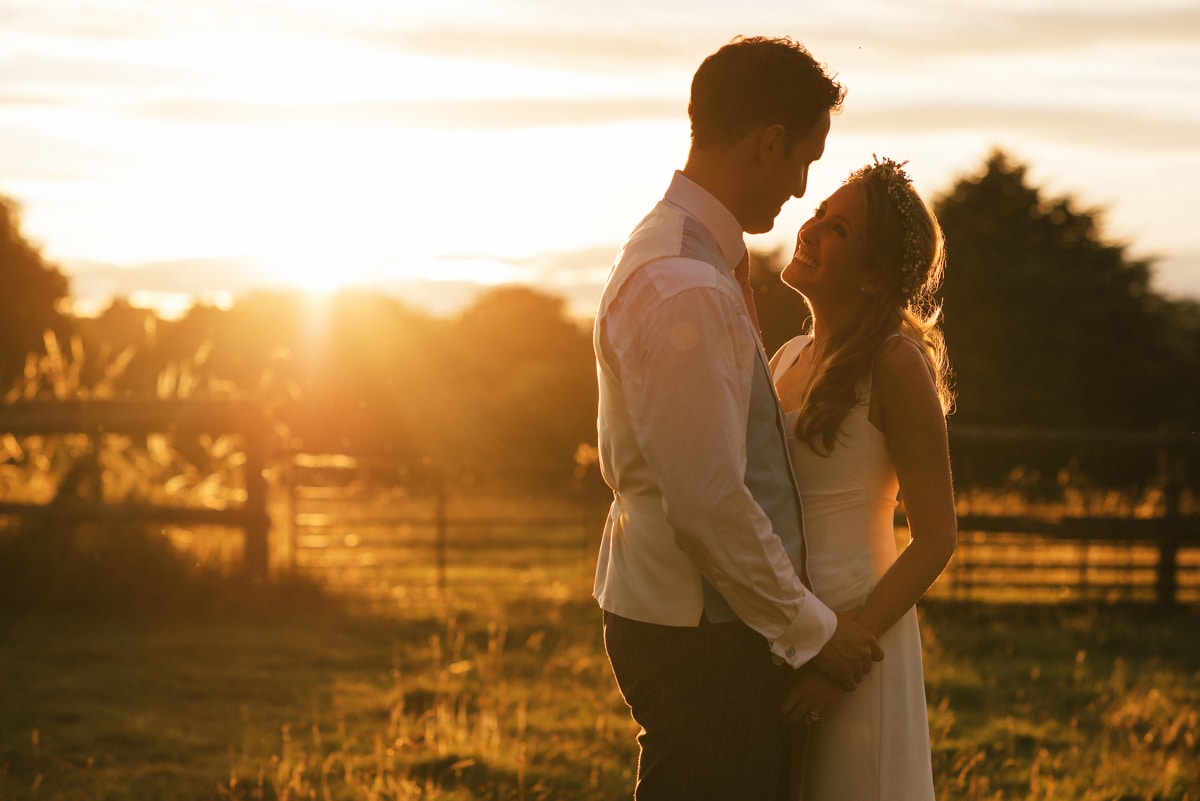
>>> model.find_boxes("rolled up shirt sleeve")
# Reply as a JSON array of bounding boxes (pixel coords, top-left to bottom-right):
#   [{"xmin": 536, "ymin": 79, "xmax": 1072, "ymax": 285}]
[{"xmin": 615, "ymin": 264, "xmax": 836, "ymax": 667}]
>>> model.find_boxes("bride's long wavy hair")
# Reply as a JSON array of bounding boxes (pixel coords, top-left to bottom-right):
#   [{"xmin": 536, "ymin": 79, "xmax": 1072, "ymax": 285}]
[{"xmin": 795, "ymin": 163, "xmax": 954, "ymax": 454}]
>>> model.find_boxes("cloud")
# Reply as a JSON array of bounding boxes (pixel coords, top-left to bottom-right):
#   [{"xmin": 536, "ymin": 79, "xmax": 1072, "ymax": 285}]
[
  {"xmin": 0, "ymin": 3, "xmax": 174, "ymax": 40},
  {"xmin": 132, "ymin": 96, "xmax": 682, "ymax": 129},
  {"xmin": 933, "ymin": 6, "xmax": 1200, "ymax": 54},
  {"xmin": 420, "ymin": 246, "xmax": 619, "ymax": 287},
  {"xmin": 0, "ymin": 91, "xmax": 69, "ymax": 108},
  {"xmin": 839, "ymin": 105, "xmax": 1200, "ymax": 152},
  {"xmin": 486, "ymin": 246, "xmax": 618, "ymax": 317},
  {"xmin": 506, "ymin": 246, "xmax": 617, "ymax": 287},
  {"xmin": 362, "ymin": 25, "xmax": 709, "ymax": 73},
  {"xmin": 372, "ymin": 275, "xmax": 604, "ymax": 320},
  {"xmin": 63, "ymin": 242, "xmax": 622, "ymax": 311},
  {"xmin": 0, "ymin": 0, "xmax": 309, "ymax": 42},
  {"xmin": 0, "ymin": 125, "xmax": 137, "ymax": 181},
  {"xmin": 0, "ymin": 51, "xmax": 215, "ymax": 105},
  {"xmin": 66, "ymin": 256, "xmax": 270, "ymax": 299},
  {"xmin": 127, "ymin": 93, "xmax": 1200, "ymax": 154},
  {"xmin": 357, "ymin": 6, "xmax": 1200, "ymax": 71},
  {"xmin": 62, "ymin": 254, "xmax": 609, "ymax": 319}
]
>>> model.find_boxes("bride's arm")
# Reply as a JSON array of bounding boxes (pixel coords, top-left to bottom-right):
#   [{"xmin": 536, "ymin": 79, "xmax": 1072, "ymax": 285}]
[{"xmin": 855, "ymin": 338, "xmax": 957, "ymax": 638}]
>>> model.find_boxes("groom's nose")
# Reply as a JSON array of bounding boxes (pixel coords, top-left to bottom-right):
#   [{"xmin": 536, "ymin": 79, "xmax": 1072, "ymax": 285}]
[{"xmin": 792, "ymin": 164, "xmax": 811, "ymax": 199}]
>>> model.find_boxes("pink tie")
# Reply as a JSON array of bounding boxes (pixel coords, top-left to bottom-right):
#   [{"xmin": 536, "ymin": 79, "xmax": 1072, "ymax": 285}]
[{"xmin": 733, "ymin": 250, "xmax": 761, "ymax": 339}]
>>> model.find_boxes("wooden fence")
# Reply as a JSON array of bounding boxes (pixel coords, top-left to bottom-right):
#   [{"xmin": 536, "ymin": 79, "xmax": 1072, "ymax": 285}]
[
  {"xmin": 286, "ymin": 426, "xmax": 1200, "ymax": 607},
  {"xmin": 0, "ymin": 399, "xmax": 274, "ymax": 582},
  {"xmin": 282, "ymin": 456, "xmax": 601, "ymax": 604},
  {"xmin": 944, "ymin": 425, "xmax": 1199, "ymax": 605}
]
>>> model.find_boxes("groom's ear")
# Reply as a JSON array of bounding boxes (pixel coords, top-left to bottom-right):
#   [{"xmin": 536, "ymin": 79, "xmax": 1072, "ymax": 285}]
[
  {"xmin": 758, "ymin": 124, "xmax": 788, "ymax": 160},
  {"xmin": 758, "ymin": 123, "xmax": 787, "ymax": 153}
]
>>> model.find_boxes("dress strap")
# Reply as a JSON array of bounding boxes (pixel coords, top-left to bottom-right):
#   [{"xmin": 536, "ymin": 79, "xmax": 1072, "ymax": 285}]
[
  {"xmin": 869, "ymin": 332, "xmax": 905, "ymax": 371},
  {"xmin": 771, "ymin": 335, "xmax": 812, "ymax": 383}
]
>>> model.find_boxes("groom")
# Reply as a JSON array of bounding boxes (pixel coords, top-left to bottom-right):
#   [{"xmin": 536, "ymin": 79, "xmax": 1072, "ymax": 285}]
[{"xmin": 594, "ymin": 36, "xmax": 883, "ymax": 800}]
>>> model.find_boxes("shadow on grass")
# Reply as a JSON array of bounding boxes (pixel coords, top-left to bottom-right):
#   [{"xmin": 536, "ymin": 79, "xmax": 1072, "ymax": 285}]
[
  {"xmin": 0, "ymin": 527, "xmax": 637, "ymax": 801},
  {"xmin": 921, "ymin": 599, "xmax": 1200, "ymax": 667},
  {"xmin": 0, "ymin": 522, "xmax": 334, "ymax": 622}
]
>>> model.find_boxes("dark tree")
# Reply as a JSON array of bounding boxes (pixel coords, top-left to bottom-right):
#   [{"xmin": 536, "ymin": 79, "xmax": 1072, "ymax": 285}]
[
  {"xmin": 0, "ymin": 197, "xmax": 71, "ymax": 390},
  {"xmin": 199, "ymin": 290, "xmax": 444, "ymax": 457},
  {"xmin": 447, "ymin": 286, "xmax": 597, "ymax": 473},
  {"xmin": 933, "ymin": 150, "xmax": 1198, "ymax": 429}
]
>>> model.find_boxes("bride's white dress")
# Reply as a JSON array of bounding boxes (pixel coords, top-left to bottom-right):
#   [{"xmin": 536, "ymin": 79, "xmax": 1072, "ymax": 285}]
[{"xmin": 774, "ymin": 335, "xmax": 936, "ymax": 801}]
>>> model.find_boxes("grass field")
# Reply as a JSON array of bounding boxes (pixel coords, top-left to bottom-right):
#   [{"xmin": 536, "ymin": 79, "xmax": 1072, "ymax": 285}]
[
  {"xmin": 1, "ymin": 460, "xmax": 1197, "ymax": 800},
  {"xmin": 1, "ymin": 556, "xmax": 1198, "ymax": 801}
]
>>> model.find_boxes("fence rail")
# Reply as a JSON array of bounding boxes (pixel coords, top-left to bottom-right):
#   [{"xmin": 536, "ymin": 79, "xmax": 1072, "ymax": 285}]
[
  {"xmin": 946, "ymin": 425, "xmax": 1199, "ymax": 604},
  {"xmin": 286, "ymin": 437, "xmax": 1199, "ymax": 607},
  {"xmin": 0, "ymin": 399, "xmax": 273, "ymax": 581},
  {"xmin": 287, "ymin": 502, "xmax": 1200, "ymax": 607}
]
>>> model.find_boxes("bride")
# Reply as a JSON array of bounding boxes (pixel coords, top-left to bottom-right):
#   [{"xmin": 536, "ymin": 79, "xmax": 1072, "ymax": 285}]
[{"xmin": 770, "ymin": 157, "xmax": 957, "ymax": 800}]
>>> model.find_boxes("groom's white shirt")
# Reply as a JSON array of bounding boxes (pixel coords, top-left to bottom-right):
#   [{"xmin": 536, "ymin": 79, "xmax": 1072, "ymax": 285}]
[{"xmin": 593, "ymin": 171, "xmax": 836, "ymax": 669}]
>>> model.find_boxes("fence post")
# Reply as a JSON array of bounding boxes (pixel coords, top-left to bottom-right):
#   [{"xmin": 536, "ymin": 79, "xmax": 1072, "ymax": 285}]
[
  {"xmin": 242, "ymin": 426, "xmax": 270, "ymax": 584},
  {"xmin": 1155, "ymin": 439, "xmax": 1186, "ymax": 607},
  {"xmin": 1078, "ymin": 539, "xmax": 1091, "ymax": 602},
  {"xmin": 435, "ymin": 469, "xmax": 447, "ymax": 595}
]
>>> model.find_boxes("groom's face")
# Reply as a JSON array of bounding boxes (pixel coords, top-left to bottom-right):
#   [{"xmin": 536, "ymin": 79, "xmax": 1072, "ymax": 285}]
[{"xmin": 743, "ymin": 110, "xmax": 831, "ymax": 235}]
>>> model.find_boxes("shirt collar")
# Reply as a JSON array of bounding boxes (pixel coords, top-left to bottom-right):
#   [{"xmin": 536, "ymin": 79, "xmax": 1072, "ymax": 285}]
[{"xmin": 663, "ymin": 171, "xmax": 746, "ymax": 271}]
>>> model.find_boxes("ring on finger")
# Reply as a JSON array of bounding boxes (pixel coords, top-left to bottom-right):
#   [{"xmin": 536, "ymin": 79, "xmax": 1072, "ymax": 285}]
[{"xmin": 806, "ymin": 710, "xmax": 821, "ymax": 724}]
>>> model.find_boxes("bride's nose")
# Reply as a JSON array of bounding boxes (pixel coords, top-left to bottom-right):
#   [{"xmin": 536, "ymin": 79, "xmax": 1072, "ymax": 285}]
[{"xmin": 797, "ymin": 224, "xmax": 816, "ymax": 247}]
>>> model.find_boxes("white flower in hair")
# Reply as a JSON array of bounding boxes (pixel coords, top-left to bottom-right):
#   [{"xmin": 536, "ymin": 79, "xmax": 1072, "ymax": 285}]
[{"xmin": 846, "ymin": 156, "xmax": 927, "ymax": 300}]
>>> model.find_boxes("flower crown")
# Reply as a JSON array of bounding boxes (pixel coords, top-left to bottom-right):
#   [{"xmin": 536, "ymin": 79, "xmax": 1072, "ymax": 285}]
[{"xmin": 846, "ymin": 156, "xmax": 926, "ymax": 300}]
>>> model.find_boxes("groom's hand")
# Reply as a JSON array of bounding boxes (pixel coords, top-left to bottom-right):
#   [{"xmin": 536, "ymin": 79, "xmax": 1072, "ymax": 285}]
[
  {"xmin": 781, "ymin": 665, "xmax": 843, "ymax": 725},
  {"xmin": 810, "ymin": 612, "xmax": 884, "ymax": 690}
]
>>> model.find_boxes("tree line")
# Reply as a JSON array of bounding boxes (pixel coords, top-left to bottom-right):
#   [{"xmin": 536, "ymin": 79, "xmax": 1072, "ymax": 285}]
[{"xmin": 3, "ymin": 150, "xmax": 1198, "ymax": 486}]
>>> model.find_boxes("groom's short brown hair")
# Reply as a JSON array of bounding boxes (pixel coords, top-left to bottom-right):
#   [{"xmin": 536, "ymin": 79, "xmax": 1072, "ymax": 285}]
[{"xmin": 689, "ymin": 36, "xmax": 844, "ymax": 153}]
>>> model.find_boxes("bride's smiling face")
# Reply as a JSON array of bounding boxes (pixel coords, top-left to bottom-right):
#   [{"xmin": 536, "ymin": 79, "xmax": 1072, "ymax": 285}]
[{"xmin": 781, "ymin": 183, "xmax": 872, "ymax": 304}]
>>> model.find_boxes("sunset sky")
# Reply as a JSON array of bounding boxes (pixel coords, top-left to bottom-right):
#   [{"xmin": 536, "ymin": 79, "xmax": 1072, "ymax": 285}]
[{"xmin": 2, "ymin": 0, "xmax": 1198, "ymax": 318}]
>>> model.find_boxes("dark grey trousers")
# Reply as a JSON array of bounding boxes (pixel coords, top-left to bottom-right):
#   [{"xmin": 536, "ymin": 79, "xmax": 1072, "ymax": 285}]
[{"xmin": 603, "ymin": 610, "xmax": 793, "ymax": 801}]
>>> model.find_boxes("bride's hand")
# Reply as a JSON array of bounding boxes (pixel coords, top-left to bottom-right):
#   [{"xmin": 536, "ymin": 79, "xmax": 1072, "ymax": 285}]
[
  {"xmin": 810, "ymin": 611, "xmax": 884, "ymax": 689},
  {"xmin": 781, "ymin": 665, "xmax": 844, "ymax": 725}
]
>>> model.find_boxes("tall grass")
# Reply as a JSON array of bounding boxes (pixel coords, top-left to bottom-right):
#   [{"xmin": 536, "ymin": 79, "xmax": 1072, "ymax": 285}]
[
  {"xmin": 209, "ymin": 613, "xmax": 634, "ymax": 801},
  {"xmin": 4, "ymin": 593, "xmax": 1193, "ymax": 800}
]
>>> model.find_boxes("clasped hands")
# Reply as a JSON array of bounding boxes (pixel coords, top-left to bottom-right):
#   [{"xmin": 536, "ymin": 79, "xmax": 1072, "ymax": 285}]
[{"xmin": 781, "ymin": 610, "xmax": 883, "ymax": 725}]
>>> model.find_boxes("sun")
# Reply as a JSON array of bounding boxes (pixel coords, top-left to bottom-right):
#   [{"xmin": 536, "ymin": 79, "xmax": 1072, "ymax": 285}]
[{"xmin": 261, "ymin": 243, "xmax": 374, "ymax": 296}]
